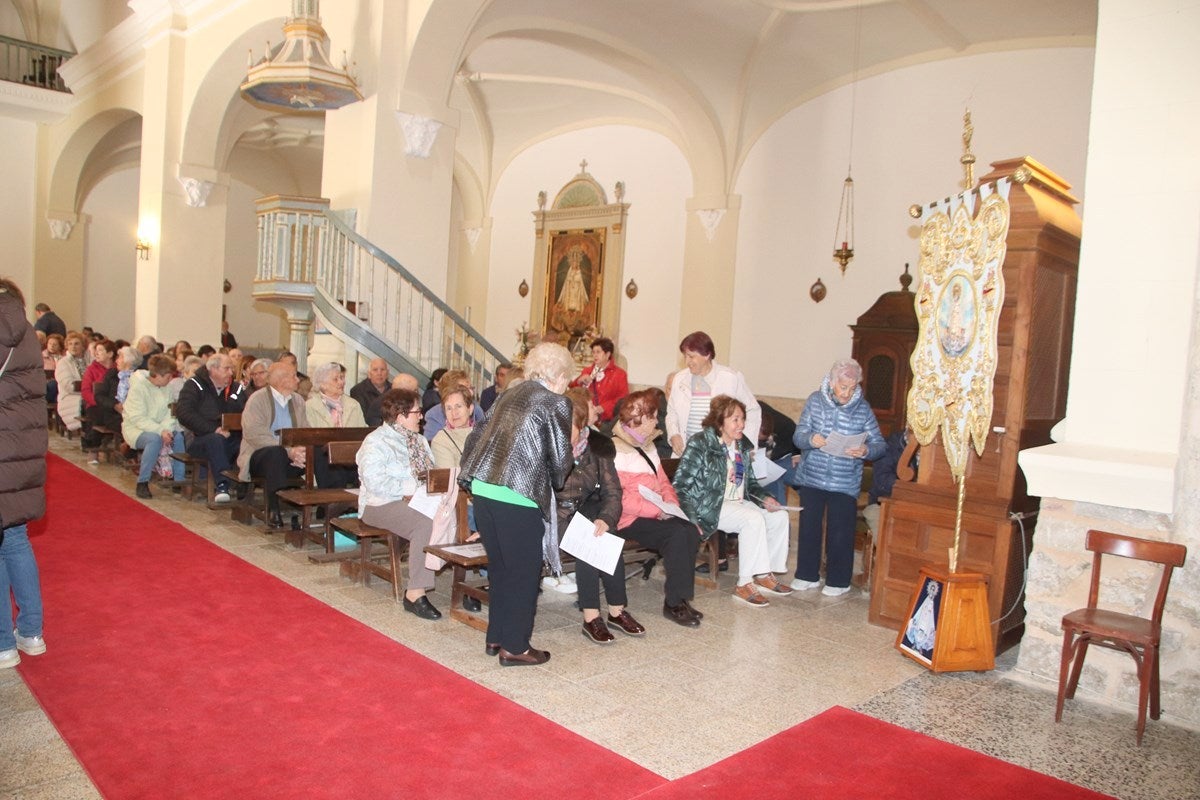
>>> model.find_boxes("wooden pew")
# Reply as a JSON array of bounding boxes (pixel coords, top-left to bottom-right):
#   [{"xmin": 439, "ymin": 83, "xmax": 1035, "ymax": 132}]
[
  {"xmin": 659, "ymin": 457, "xmax": 720, "ymax": 589},
  {"xmin": 275, "ymin": 426, "xmax": 373, "ymax": 549}
]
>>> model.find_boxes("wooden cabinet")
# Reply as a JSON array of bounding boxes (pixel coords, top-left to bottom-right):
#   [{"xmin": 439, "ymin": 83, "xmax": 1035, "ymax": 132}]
[
  {"xmin": 850, "ymin": 267, "xmax": 919, "ymax": 437},
  {"xmin": 868, "ymin": 157, "xmax": 1081, "ymax": 653}
]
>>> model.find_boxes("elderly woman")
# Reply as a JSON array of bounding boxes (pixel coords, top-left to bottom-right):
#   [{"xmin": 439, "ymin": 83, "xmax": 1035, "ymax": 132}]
[
  {"xmin": 791, "ymin": 359, "xmax": 886, "ymax": 597},
  {"xmin": 673, "ymin": 395, "xmax": 792, "ymax": 608},
  {"xmin": 91, "ymin": 345, "xmax": 140, "ymax": 434},
  {"xmin": 555, "ymin": 389, "xmax": 644, "ymax": 643},
  {"xmin": 356, "ymin": 388, "xmax": 441, "ymax": 620},
  {"xmin": 305, "ymin": 362, "xmax": 366, "ymax": 428},
  {"xmin": 570, "ymin": 336, "xmax": 629, "ymax": 422},
  {"xmin": 80, "ymin": 339, "xmax": 117, "ymax": 449},
  {"xmin": 122, "ymin": 354, "xmax": 186, "ymax": 499},
  {"xmin": 665, "ymin": 331, "xmax": 761, "ymax": 457},
  {"xmin": 430, "ymin": 379, "xmax": 476, "ymax": 468},
  {"xmin": 459, "ymin": 343, "xmax": 574, "ymax": 666},
  {"xmin": 54, "ymin": 332, "xmax": 88, "ymax": 432},
  {"xmin": 611, "ymin": 388, "xmax": 703, "ymax": 627},
  {"xmin": 244, "ymin": 357, "xmax": 271, "ymax": 393}
]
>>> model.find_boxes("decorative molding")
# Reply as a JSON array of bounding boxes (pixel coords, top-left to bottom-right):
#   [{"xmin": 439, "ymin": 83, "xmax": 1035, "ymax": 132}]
[
  {"xmin": 177, "ymin": 176, "xmax": 215, "ymax": 207},
  {"xmin": 464, "ymin": 227, "xmax": 482, "ymax": 253},
  {"xmin": 695, "ymin": 208, "xmax": 726, "ymax": 241},
  {"xmin": 47, "ymin": 218, "xmax": 75, "ymax": 240},
  {"xmin": 0, "ymin": 80, "xmax": 76, "ymax": 123},
  {"xmin": 395, "ymin": 112, "xmax": 443, "ymax": 158}
]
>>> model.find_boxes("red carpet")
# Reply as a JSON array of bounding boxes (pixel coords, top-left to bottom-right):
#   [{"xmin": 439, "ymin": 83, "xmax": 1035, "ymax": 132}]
[
  {"xmin": 19, "ymin": 456, "xmax": 665, "ymax": 799},
  {"xmin": 18, "ymin": 456, "xmax": 1113, "ymax": 799},
  {"xmin": 634, "ymin": 706, "xmax": 1115, "ymax": 800}
]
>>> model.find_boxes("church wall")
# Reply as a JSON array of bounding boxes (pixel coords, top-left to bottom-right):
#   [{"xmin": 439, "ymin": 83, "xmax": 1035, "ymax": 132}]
[
  {"xmin": 486, "ymin": 125, "xmax": 691, "ymax": 387},
  {"xmin": 0, "ymin": 116, "xmax": 36, "ymax": 301},
  {"xmin": 733, "ymin": 46, "xmax": 1095, "ymax": 399},
  {"xmin": 224, "ymin": 178, "xmax": 287, "ymax": 352},
  {"xmin": 79, "ymin": 166, "xmax": 138, "ymax": 337}
]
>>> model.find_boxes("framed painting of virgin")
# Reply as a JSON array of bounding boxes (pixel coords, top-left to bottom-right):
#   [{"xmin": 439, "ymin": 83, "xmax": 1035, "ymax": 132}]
[{"xmin": 544, "ymin": 228, "xmax": 605, "ymax": 350}]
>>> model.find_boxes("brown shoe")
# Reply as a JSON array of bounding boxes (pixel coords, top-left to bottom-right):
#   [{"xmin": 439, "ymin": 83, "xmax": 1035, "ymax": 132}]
[
  {"xmin": 606, "ymin": 609, "xmax": 646, "ymax": 636},
  {"xmin": 498, "ymin": 647, "xmax": 551, "ymax": 666},
  {"xmin": 582, "ymin": 617, "xmax": 616, "ymax": 644},
  {"xmin": 754, "ymin": 573, "xmax": 794, "ymax": 596},
  {"xmin": 663, "ymin": 602, "xmax": 701, "ymax": 628},
  {"xmin": 680, "ymin": 599, "xmax": 704, "ymax": 620},
  {"xmin": 733, "ymin": 583, "xmax": 769, "ymax": 607}
]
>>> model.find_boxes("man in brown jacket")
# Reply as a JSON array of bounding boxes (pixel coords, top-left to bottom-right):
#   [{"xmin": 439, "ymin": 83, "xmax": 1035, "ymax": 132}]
[
  {"xmin": 0, "ymin": 278, "xmax": 48, "ymax": 669},
  {"xmin": 236, "ymin": 362, "xmax": 308, "ymax": 527}
]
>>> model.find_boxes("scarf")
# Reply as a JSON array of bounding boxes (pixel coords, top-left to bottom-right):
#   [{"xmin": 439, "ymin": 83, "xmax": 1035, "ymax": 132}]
[
  {"xmin": 397, "ymin": 425, "xmax": 433, "ymax": 478},
  {"xmin": 116, "ymin": 369, "xmax": 133, "ymax": 403},
  {"xmin": 620, "ymin": 422, "xmax": 648, "ymax": 445},
  {"xmin": 321, "ymin": 393, "xmax": 343, "ymax": 427}
]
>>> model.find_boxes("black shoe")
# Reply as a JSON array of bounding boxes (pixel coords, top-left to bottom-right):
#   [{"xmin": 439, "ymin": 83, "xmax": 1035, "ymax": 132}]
[
  {"xmin": 463, "ymin": 595, "xmax": 482, "ymax": 612},
  {"xmin": 485, "ymin": 642, "xmax": 501, "ymax": 657},
  {"xmin": 695, "ymin": 560, "xmax": 729, "ymax": 574},
  {"xmin": 680, "ymin": 599, "xmax": 704, "ymax": 620},
  {"xmin": 268, "ymin": 511, "xmax": 284, "ymax": 528},
  {"xmin": 403, "ymin": 595, "xmax": 442, "ymax": 620},
  {"xmin": 663, "ymin": 602, "xmax": 701, "ymax": 627},
  {"xmin": 135, "ymin": 482, "xmax": 152, "ymax": 499}
]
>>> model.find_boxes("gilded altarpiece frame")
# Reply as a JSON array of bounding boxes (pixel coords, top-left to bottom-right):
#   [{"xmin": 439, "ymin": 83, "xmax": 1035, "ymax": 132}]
[{"xmin": 530, "ymin": 164, "xmax": 629, "ymax": 355}]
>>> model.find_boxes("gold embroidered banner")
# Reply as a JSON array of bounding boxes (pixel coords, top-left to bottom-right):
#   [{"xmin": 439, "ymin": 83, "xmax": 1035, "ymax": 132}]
[{"xmin": 906, "ymin": 180, "xmax": 1011, "ymax": 478}]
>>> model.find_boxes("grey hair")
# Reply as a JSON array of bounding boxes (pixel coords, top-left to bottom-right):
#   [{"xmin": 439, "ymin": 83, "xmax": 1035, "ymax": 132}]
[
  {"xmin": 829, "ymin": 358, "xmax": 862, "ymax": 384},
  {"xmin": 118, "ymin": 346, "xmax": 142, "ymax": 370},
  {"xmin": 522, "ymin": 343, "xmax": 576, "ymax": 386},
  {"xmin": 206, "ymin": 353, "xmax": 231, "ymax": 371},
  {"xmin": 311, "ymin": 361, "xmax": 345, "ymax": 392},
  {"xmin": 136, "ymin": 335, "xmax": 158, "ymax": 350},
  {"xmin": 181, "ymin": 355, "xmax": 204, "ymax": 377},
  {"xmin": 248, "ymin": 357, "xmax": 272, "ymax": 375}
]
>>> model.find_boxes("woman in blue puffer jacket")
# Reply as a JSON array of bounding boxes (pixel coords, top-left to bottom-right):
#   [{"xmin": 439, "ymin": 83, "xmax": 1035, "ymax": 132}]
[{"xmin": 791, "ymin": 359, "xmax": 885, "ymax": 597}]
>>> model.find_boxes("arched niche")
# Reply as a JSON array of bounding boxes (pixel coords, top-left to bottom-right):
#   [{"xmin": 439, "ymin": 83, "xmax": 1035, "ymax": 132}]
[{"xmin": 528, "ymin": 161, "xmax": 629, "ymax": 357}]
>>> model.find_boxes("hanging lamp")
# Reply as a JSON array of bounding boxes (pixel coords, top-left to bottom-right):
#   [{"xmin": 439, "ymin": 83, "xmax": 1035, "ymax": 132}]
[
  {"xmin": 831, "ymin": 2, "xmax": 864, "ymax": 275},
  {"xmin": 240, "ymin": 0, "xmax": 362, "ymax": 112}
]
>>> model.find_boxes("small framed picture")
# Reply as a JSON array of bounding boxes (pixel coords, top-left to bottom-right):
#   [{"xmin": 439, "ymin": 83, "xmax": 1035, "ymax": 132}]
[{"xmin": 898, "ymin": 574, "xmax": 943, "ymax": 665}]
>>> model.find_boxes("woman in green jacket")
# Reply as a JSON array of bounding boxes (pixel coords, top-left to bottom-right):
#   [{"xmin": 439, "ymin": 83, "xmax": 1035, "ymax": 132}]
[{"xmin": 673, "ymin": 395, "xmax": 792, "ymax": 607}]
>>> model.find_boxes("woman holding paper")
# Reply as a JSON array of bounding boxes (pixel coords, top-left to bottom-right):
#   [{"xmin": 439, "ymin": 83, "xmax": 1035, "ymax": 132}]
[
  {"xmin": 611, "ymin": 389, "xmax": 702, "ymax": 627},
  {"xmin": 673, "ymin": 395, "xmax": 792, "ymax": 608},
  {"xmin": 558, "ymin": 389, "xmax": 644, "ymax": 644},
  {"xmin": 356, "ymin": 388, "xmax": 442, "ymax": 621},
  {"xmin": 791, "ymin": 359, "xmax": 885, "ymax": 597}
]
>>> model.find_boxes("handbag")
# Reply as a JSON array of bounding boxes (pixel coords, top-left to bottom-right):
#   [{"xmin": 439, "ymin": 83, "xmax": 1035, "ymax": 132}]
[{"xmin": 424, "ymin": 467, "xmax": 460, "ymax": 570}]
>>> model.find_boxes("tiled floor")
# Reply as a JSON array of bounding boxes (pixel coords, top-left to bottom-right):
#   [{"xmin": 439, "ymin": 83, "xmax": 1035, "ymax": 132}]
[{"xmin": 3, "ymin": 437, "xmax": 1198, "ymax": 799}]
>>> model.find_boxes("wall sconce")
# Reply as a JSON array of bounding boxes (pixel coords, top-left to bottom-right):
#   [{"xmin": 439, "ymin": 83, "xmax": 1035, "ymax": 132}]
[
  {"xmin": 625, "ymin": 279, "xmax": 638, "ymax": 299},
  {"xmin": 136, "ymin": 238, "xmax": 152, "ymax": 260},
  {"xmin": 518, "ymin": 279, "xmax": 529, "ymax": 298}
]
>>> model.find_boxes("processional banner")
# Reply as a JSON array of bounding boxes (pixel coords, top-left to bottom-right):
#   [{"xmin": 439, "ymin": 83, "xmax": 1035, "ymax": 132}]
[{"xmin": 906, "ymin": 179, "xmax": 1011, "ymax": 479}]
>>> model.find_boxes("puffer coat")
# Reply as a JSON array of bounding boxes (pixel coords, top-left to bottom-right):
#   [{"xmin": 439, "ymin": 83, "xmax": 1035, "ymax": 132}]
[
  {"xmin": 0, "ymin": 289, "xmax": 48, "ymax": 528},
  {"xmin": 672, "ymin": 426, "xmax": 768, "ymax": 539},
  {"xmin": 792, "ymin": 376, "xmax": 886, "ymax": 497}
]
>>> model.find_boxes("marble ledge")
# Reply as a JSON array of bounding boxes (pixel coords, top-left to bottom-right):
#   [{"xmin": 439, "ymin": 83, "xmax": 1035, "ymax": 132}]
[{"xmin": 1019, "ymin": 442, "xmax": 1176, "ymax": 515}]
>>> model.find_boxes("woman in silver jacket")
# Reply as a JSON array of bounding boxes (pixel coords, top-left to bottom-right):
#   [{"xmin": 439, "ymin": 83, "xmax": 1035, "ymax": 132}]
[{"xmin": 459, "ymin": 343, "xmax": 574, "ymax": 666}]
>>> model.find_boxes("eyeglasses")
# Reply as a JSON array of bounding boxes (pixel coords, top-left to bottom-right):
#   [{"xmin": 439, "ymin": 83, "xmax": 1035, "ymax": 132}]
[{"xmin": 405, "ymin": 410, "xmax": 423, "ymax": 417}]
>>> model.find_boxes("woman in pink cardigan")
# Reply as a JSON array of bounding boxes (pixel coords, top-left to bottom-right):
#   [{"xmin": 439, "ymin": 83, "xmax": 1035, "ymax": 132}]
[{"xmin": 610, "ymin": 389, "xmax": 702, "ymax": 628}]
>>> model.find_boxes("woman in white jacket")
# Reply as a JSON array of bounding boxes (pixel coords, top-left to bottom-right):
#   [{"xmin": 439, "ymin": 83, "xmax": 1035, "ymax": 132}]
[
  {"xmin": 121, "ymin": 354, "xmax": 185, "ymax": 499},
  {"xmin": 665, "ymin": 331, "xmax": 761, "ymax": 456}
]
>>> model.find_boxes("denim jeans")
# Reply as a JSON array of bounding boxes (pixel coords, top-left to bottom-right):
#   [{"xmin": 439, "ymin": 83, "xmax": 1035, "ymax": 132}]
[
  {"xmin": 0, "ymin": 524, "xmax": 44, "ymax": 650},
  {"xmin": 765, "ymin": 454, "xmax": 799, "ymax": 505},
  {"xmin": 135, "ymin": 430, "xmax": 186, "ymax": 483}
]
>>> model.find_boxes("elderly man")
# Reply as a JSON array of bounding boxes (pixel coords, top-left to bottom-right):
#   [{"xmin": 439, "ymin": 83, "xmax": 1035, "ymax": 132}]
[
  {"xmin": 478, "ymin": 362, "xmax": 511, "ymax": 412},
  {"xmin": 176, "ymin": 353, "xmax": 249, "ymax": 504},
  {"xmin": 349, "ymin": 357, "xmax": 390, "ymax": 426},
  {"xmin": 365, "ymin": 373, "xmax": 418, "ymax": 426},
  {"xmin": 423, "ymin": 369, "xmax": 484, "ymax": 440},
  {"xmin": 135, "ymin": 335, "xmax": 159, "ymax": 365},
  {"xmin": 32, "ymin": 302, "xmax": 66, "ymax": 337},
  {"xmin": 278, "ymin": 351, "xmax": 312, "ymax": 399},
  {"xmin": 236, "ymin": 362, "xmax": 308, "ymax": 527}
]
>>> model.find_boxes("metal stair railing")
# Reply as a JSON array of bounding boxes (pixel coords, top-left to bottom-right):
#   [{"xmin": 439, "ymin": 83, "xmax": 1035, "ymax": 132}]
[{"xmin": 255, "ymin": 195, "xmax": 506, "ymax": 388}]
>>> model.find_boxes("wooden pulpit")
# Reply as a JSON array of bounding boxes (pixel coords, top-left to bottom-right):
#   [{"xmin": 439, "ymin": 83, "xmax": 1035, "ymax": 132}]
[{"xmin": 868, "ymin": 157, "xmax": 1082, "ymax": 653}]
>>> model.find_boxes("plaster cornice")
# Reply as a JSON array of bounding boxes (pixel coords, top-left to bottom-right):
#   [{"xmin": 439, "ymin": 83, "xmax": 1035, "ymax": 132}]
[{"xmin": 0, "ymin": 81, "xmax": 76, "ymax": 123}]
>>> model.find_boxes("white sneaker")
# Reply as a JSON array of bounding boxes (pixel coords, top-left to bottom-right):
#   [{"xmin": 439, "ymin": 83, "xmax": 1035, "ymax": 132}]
[
  {"xmin": 821, "ymin": 584, "xmax": 851, "ymax": 597},
  {"xmin": 541, "ymin": 575, "xmax": 578, "ymax": 594},
  {"xmin": 14, "ymin": 629, "xmax": 46, "ymax": 655},
  {"xmin": 791, "ymin": 578, "xmax": 821, "ymax": 591},
  {"xmin": 213, "ymin": 490, "xmax": 232, "ymax": 504},
  {"xmin": 0, "ymin": 648, "xmax": 19, "ymax": 669}
]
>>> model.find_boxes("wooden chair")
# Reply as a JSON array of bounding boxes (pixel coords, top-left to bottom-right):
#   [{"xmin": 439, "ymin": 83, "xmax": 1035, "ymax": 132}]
[{"xmin": 1055, "ymin": 529, "xmax": 1187, "ymax": 744}]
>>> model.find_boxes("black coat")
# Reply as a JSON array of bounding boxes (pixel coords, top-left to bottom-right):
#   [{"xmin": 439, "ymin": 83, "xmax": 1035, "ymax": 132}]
[
  {"xmin": 88, "ymin": 366, "xmax": 123, "ymax": 430},
  {"xmin": 0, "ymin": 291, "xmax": 48, "ymax": 527},
  {"xmin": 175, "ymin": 365, "xmax": 249, "ymax": 437}
]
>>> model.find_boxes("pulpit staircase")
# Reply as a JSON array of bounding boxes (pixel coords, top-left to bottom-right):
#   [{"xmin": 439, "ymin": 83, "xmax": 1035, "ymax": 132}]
[{"xmin": 253, "ymin": 195, "xmax": 506, "ymax": 388}]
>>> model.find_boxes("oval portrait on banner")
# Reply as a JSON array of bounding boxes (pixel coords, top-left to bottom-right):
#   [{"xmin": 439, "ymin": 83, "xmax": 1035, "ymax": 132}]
[{"xmin": 936, "ymin": 272, "xmax": 976, "ymax": 358}]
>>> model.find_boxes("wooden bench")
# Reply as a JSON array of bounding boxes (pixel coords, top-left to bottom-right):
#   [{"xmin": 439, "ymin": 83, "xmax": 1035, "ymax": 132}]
[
  {"xmin": 275, "ymin": 426, "xmax": 372, "ymax": 549},
  {"xmin": 219, "ymin": 414, "xmax": 296, "ymax": 528}
]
